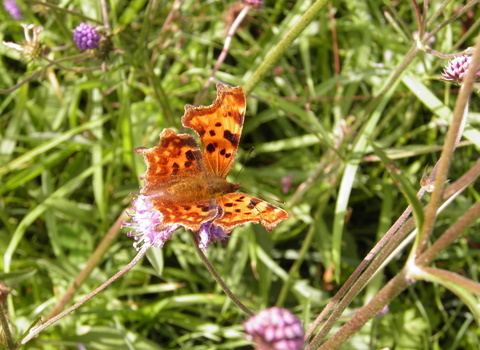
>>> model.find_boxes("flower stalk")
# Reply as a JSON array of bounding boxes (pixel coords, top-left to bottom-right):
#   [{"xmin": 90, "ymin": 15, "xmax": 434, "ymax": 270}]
[
  {"xmin": 18, "ymin": 243, "xmax": 151, "ymax": 346},
  {"xmin": 189, "ymin": 231, "xmax": 254, "ymax": 316}
]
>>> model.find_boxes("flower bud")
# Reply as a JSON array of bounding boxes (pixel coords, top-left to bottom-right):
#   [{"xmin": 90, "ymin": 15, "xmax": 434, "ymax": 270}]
[{"xmin": 244, "ymin": 307, "xmax": 305, "ymax": 350}]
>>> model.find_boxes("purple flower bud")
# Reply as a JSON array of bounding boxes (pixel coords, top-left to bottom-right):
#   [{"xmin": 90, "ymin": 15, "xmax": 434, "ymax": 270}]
[
  {"xmin": 73, "ymin": 23, "xmax": 100, "ymax": 50},
  {"xmin": 3, "ymin": 0, "xmax": 22, "ymax": 20},
  {"xmin": 442, "ymin": 55, "xmax": 480, "ymax": 84},
  {"xmin": 244, "ymin": 307, "xmax": 305, "ymax": 350}
]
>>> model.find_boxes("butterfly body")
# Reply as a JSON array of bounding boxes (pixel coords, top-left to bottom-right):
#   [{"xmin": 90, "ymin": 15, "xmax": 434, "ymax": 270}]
[
  {"xmin": 160, "ymin": 175, "xmax": 241, "ymax": 204},
  {"xmin": 136, "ymin": 84, "xmax": 288, "ymax": 234}
]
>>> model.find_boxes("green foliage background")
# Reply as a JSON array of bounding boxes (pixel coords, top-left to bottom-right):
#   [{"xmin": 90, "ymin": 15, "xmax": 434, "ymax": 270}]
[{"xmin": 1, "ymin": 0, "xmax": 479, "ymax": 349}]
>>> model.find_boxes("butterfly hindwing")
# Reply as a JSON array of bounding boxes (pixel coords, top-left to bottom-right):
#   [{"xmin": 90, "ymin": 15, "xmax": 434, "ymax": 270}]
[{"xmin": 215, "ymin": 192, "xmax": 289, "ymax": 233}]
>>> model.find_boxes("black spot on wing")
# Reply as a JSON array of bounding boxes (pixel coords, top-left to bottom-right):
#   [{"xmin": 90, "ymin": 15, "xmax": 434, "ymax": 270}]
[
  {"xmin": 247, "ymin": 198, "xmax": 261, "ymax": 210},
  {"xmin": 223, "ymin": 130, "xmax": 238, "ymax": 146},
  {"xmin": 185, "ymin": 150, "xmax": 195, "ymax": 161},
  {"xmin": 206, "ymin": 143, "xmax": 216, "ymax": 153}
]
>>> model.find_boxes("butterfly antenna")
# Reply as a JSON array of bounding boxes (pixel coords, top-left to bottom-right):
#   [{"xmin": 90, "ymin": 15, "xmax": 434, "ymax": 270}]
[
  {"xmin": 241, "ymin": 188, "xmax": 286, "ymax": 205},
  {"xmin": 234, "ymin": 146, "xmax": 254, "ymax": 182}
]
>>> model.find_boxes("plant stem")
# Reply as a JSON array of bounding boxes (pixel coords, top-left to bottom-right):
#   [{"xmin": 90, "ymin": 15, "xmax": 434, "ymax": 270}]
[
  {"xmin": 199, "ymin": 5, "xmax": 250, "ymax": 102},
  {"xmin": 415, "ymin": 32, "xmax": 480, "ymax": 256},
  {"xmin": 0, "ymin": 71, "xmax": 41, "ymax": 94},
  {"xmin": 101, "ymin": 0, "xmax": 110, "ymax": 29},
  {"xmin": 306, "ymin": 157, "xmax": 480, "ymax": 348},
  {"xmin": 243, "ymin": 0, "xmax": 330, "ymax": 95},
  {"xmin": 18, "ymin": 244, "xmax": 151, "ymax": 345},
  {"xmin": 0, "ymin": 305, "xmax": 15, "ymax": 350},
  {"xmin": 45, "ymin": 211, "xmax": 128, "ymax": 320},
  {"xmin": 317, "ymin": 271, "xmax": 410, "ymax": 350},
  {"xmin": 418, "ymin": 200, "xmax": 480, "ymax": 266},
  {"xmin": 24, "ymin": 0, "xmax": 101, "ymax": 23},
  {"xmin": 189, "ymin": 232, "xmax": 254, "ymax": 316},
  {"xmin": 314, "ymin": 189, "xmax": 479, "ymax": 350}
]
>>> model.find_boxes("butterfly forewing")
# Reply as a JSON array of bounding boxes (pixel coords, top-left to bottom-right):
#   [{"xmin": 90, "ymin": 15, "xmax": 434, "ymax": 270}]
[
  {"xmin": 135, "ymin": 129, "xmax": 205, "ymax": 196},
  {"xmin": 182, "ymin": 84, "xmax": 246, "ymax": 179}
]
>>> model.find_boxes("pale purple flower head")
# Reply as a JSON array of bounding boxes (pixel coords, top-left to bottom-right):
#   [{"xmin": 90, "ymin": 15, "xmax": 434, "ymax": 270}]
[
  {"xmin": 73, "ymin": 23, "xmax": 100, "ymax": 50},
  {"xmin": 244, "ymin": 307, "xmax": 305, "ymax": 350},
  {"xmin": 3, "ymin": 0, "xmax": 22, "ymax": 20},
  {"xmin": 122, "ymin": 195, "xmax": 179, "ymax": 250},
  {"xmin": 442, "ymin": 55, "xmax": 480, "ymax": 84},
  {"xmin": 122, "ymin": 195, "xmax": 229, "ymax": 251}
]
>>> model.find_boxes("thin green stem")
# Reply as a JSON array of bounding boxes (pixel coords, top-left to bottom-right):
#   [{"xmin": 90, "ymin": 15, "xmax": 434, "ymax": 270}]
[
  {"xmin": 24, "ymin": 0, "xmax": 100, "ymax": 23},
  {"xmin": 425, "ymin": 0, "xmax": 478, "ymax": 44},
  {"xmin": 0, "ymin": 305, "xmax": 15, "ymax": 350},
  {"xmin": 276, "ymin": 200, "xmax": 326, "ymax": 307},
  {"xmin": 45, "ymin": 211, "xmax": 129, "ymax": 320},
  {"xmin": 0, "ymin": 70, "xmax": 41, "ymax": 94},
  {"xmin": 243, "ymin": 0, "xmax": 330, "ymax": 95},
  {"xmin": 144, "ymin": 60, "xmax": 174, "ymax": 127},
  {"xmin": 418, "ymin": 267, "xmax": 480, "ymax": 295},
  {"xmin": 0, "ymin": 52, "xmax": 90, "ymax": 94},
  {"xmin": 18, "ymin": 244, "xmax": 151, "ymax": 345},
  {"xmin": 188, "ymin": 232, "xmax": 254, "ymax": 316}
]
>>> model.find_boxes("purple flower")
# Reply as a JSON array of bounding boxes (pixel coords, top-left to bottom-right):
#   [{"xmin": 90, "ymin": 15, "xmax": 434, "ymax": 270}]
[
  {"xmin": 73, "ymin": 23, "xmax": 100, "ymax": 50},
  {"xmin": 442, "ymin": 55, "xmax": 480, "ymax": 84},
  {"xmin": 244, "ymin": 307, "xmax": 305, "ymax": 350},
  {"xmin": 198, "ymin": 206, "xmax": 229, "ymax": 250},
  {"xmin": 3, "ymin": 0, "xmax": 22, "ymax": 20},
  {"xmin": 122, "ymin": 195, "xmax": 179, "ymax": 250},
  {"xmin": 122, "ymin": 195, "xmax": 229, "ymax": 251}
]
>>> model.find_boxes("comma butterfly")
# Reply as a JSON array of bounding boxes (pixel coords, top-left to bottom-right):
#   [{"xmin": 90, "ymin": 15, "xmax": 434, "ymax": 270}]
[{"xmin": 135, "ymin": 83, "xmax": 288, "ymax": 236}]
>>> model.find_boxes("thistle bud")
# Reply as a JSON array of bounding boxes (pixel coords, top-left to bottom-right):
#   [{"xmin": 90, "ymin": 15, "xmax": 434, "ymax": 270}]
[
  {"xmin": 442, "ymin": 55, "xmax": 480, "ymax": 84},
  {"xmin": 244, "ymin": 307, "xmax": 305, "ymax": 350}
]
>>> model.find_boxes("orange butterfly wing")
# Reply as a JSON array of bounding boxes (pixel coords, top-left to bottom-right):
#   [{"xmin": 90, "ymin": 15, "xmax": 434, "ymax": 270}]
[
  {"xmin": 181, "ymin": 84, "xmax": 246, "ymax": 179},
  {"xmin": 181, "ymin": 83, "xmax": 289, "ymax": 233},
  {"xmin": 135, "ymin": 128, "xmax": 219, "ymax": 231},
  {"xmin": 215, "ymin": 193, "xmax": 289, "ymax": 234}
]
